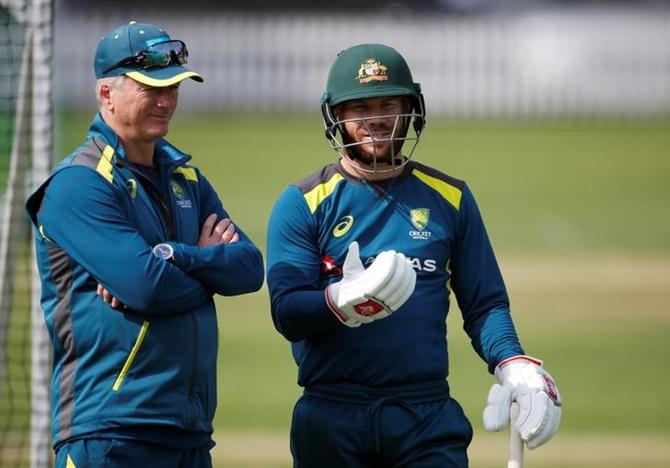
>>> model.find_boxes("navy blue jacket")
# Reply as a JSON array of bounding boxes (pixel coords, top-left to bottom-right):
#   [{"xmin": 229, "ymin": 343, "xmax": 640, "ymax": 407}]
[{"xmin": 26, "ymin": 114, "xmax": 264, "ymax": 449}]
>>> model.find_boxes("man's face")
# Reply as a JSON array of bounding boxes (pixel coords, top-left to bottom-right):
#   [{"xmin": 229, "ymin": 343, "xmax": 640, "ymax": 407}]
[
  {"xmin": 104, "ymin": 77, "xmax": 179, "ymax": 143},
  {"xmin": 336, "ymin": 96, "xmax": 409, "ymax": 165}
]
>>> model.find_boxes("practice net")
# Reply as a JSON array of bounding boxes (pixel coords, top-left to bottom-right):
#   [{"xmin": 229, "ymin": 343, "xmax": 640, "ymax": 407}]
[{"xmin": 0, "ymin": 1, "xmax": 52, "ymax": 467}]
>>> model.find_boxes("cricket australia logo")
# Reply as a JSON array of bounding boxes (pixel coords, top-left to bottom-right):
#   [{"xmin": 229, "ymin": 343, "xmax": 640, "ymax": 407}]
[
  {"xmin": 409, "ymin": 208, "xmax": 432, "ymax": 240},
  {"xmin": 171, "ymin": 181, "xmax": 192, "ymax": 208},
  {"xmin": 357, "ymin": 58, "xmax": 389, "ymax": 84},
  {"xmin": 332, "ymin": 215, "xmax": 354, "ymax": 238}
]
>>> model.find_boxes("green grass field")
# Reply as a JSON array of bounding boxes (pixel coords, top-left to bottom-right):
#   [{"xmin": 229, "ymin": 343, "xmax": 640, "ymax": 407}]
[{"xmin": 54, "ymin": 113, "xmax": 670, "ymax": 467}]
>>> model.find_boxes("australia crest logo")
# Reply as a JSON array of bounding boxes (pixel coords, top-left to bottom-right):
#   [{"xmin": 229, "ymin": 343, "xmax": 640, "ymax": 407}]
[
  {"xmin": 357, "ymin": 58, "xmax": 389, "ymax": 83},
  {"xmin": 171, "ymin": 181, "xmax": 185, "ymax": 200},
  {"xmin": 171, "ymin": 181, "xmax": 192, "ymax": 208},
  {"xmin": 409, "ymin": 208, "xmax": 432, "ymax": 240},
  {"xmin": 410, "ymin": 208, "xmax": 430, "ymax": 231}
]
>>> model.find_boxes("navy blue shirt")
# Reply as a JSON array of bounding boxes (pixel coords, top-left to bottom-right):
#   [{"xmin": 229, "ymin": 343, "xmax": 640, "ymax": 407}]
[{"xmin": 266, "ymin": 160, "xmax": 523, "ymax": 389}]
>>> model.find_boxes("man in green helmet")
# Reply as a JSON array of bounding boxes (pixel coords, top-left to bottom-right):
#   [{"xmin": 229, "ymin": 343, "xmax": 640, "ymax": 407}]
[{"xmin": 266, "ymin": 43, "xmax": 562, "ymax": 466}]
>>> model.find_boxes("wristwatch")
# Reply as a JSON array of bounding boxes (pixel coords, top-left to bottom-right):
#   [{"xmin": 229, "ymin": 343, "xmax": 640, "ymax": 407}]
[{"xmin": 152, "ymin": 243, "xmax": 175, "ymax": 263}]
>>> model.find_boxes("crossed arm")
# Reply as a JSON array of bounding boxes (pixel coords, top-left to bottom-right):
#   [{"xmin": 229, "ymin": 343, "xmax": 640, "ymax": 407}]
[
  {"xmin": 38, "ymin": 166, "xmax": 263, "ymax": 316},
  {"xmin": 98, "ymin": 212, "xmax": 241, "ymax": 308}
]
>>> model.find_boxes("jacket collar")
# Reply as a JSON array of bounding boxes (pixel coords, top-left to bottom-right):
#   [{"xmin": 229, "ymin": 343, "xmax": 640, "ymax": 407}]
[{"xmin": 87, "ymin": 113, "xmax": 192, "ymax": 169}]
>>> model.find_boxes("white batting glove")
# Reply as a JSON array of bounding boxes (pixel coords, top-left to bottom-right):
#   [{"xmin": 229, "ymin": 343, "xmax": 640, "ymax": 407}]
[
  {"xmin": 325, "ymin": 241, "xmax": 416, "ymax": 328},
  {"xmin": 483, "ymin": 355, "xmax": 562, "ymax": 449}
]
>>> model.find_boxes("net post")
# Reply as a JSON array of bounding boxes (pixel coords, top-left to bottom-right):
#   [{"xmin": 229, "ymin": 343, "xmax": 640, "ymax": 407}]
[
  {"xmin": 29, "ymin": 0, "xmax": 53, "ymax": 466},
  {"xmin": 0, "ymin": 2, "xmax": 32, "ymax": 424}
]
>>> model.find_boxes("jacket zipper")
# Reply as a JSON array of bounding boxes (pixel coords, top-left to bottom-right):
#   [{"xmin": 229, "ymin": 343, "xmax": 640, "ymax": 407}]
[
  {"xmin": 121, "ymin": 161, "xmax": 198, "ymax": 420},
  {"xmin": 162, "ymin": 167, "xmax": 197, "ymax": 421},
  {"xmin": 188, "ymin": 313, "xmax": 198, "ymax": 423},
  {"xmin": 121, "ymin": 162, "xmax": 175, "ymax": 241}
]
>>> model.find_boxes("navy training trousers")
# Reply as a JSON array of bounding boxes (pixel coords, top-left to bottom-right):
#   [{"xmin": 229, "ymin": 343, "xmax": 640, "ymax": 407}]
[
  {"xmin": 55, "ymin": 438, "xmax": 214, "ymax": 468},
  {"xmin": 290, "ymin": 393, "xmax": 473, "ymax": 467}
]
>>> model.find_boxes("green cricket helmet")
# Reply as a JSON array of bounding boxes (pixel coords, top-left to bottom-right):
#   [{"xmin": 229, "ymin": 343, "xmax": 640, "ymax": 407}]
[{"xmin": 320, "ymin": 43, "xmax": 426, "ymax": 172}]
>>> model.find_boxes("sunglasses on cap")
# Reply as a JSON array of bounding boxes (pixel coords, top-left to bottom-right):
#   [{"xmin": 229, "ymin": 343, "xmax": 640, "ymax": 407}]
[{"xmin": 102, "ymin": 40, "xmax": 189, "ymax": 75}]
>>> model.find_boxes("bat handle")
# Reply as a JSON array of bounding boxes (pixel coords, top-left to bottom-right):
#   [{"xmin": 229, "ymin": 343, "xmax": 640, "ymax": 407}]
[{"xmin": 508, "ymin": 402, "xmax": 524, "ymax": 468}]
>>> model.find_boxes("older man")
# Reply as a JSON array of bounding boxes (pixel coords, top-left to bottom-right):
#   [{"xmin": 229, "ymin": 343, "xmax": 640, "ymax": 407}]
[{"xmin": 26, "ymin": 22, "xmax": 264, "ymax": 467}]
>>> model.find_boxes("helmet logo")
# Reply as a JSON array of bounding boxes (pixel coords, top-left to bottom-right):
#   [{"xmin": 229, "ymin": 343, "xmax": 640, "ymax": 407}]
[{"xmin": 357, "ymin": 58, "xmax": 388, "ymax": 83}]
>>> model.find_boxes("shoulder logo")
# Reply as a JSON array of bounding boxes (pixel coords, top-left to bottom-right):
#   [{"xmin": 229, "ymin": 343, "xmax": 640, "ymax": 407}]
[
  {"xmin": 357, "ymin": 58, "xmax": 389, "ymax": 83},
  {"xmin": 38, "ymin": 225, "xmax": 53, "ymax": 243},
  {"xmin": 333, "ymin": 215, "xmax": 354, "ymax": 237},
  {"xmin": 125, "ymin": 178, "xmax": 138, "ymax": 199}
]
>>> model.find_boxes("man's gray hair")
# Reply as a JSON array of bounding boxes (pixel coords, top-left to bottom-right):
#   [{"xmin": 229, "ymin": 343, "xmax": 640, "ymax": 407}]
[{"xmin": 95, "ymin": 76, "xmax": 125, "ymax": 109}]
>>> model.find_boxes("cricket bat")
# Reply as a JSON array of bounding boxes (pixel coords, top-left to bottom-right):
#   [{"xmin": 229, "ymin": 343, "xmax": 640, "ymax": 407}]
[{"xmin": 508, "ymin": 402, "xmax": 524, "ymax": 468}]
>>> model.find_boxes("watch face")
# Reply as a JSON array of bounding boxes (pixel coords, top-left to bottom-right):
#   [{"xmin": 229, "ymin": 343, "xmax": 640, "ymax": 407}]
[{"xmin": 153, "ymin": 243, "xmax": 174, "ymax": 261}]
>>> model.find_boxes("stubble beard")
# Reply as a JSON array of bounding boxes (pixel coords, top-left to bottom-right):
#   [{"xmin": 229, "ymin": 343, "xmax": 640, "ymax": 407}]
[
  {"xmin": 341, "ymin": 131, "xmax": 405, "ymax": 168},
  {"xmin": 343, "ymin": 136, "xmax": 404, "ymax": 166}
]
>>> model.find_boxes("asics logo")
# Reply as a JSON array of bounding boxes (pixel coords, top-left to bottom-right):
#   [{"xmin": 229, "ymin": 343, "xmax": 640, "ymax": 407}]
[
  {"xmin": 125, "ymin": 179, "xmax": 138, "ymax": 199},
  {"xmin": 333, "ymin": 215, "xmax": 354, "ymax": 237}
]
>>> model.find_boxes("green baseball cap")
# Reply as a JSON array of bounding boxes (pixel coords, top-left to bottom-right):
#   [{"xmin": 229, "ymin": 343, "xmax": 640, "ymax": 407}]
[
  {"xmin": 322, "ymin": 43, "xmax": 420, "ymax": 107},
  {"xmin": 94, "ymin": 21, "xmax": 203, "ymax": 87}
]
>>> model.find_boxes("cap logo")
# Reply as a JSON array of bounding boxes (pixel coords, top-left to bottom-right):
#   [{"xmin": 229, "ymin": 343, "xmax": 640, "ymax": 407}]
[{"xmin": 357, "ymin": 58, "xmax": 388, "ymax": 83}]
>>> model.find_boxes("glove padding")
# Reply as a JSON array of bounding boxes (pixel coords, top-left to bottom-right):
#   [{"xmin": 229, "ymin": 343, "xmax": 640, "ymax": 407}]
[
  {"xmin": 483, "ymin": 355, "xmax": 562, "ymax": 449},
  {"xmin": 326, "ymin": 241, "xmax": 416, "ymax": 328}
]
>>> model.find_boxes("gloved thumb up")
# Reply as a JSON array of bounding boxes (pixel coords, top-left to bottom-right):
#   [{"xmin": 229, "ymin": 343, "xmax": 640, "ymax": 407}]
[{"xmin": 342, "ymin": 241, "xmax": 365, "ymax": 279}]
